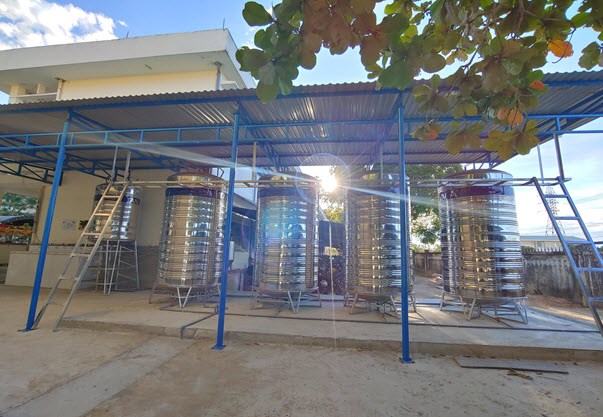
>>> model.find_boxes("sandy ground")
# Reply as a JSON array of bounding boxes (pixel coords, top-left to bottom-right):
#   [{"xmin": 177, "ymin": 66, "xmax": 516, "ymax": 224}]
[
  {"xmin": 2, "ymin": 280, "xmax": 602, "ymax": 416},
  {"xmin": 1, "ymin": 331, "xmax": 601, "ymax": 417}
]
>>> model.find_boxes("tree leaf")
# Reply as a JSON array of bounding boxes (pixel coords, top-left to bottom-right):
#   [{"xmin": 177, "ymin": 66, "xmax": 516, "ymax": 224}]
[
  {"xmin": 258, "ymin": 62, "xmax": 276, "ymax": 84},
  {"xmin": 379, "ymin": 60, "xmax": 413, "ymax": 90},
  {"xmin": 239, "ymin": 48, "xmax": 269, "ymax": 71},
  {"xmin": 578, "ymin": 42, "xmax": 601, "ymax": 70},
  {"xmin": 421, "ymin": 53, "xmax": 446, "ymax": 73},
  {"xmin": 380, "ymin": 13, "xmax": 409, "ymax": 35},
  {"xmin": 300, "ymin": 47, "xmax": 317, "ymax": 69},
  {"xmin": 257, "ymin": 79, "xmax": 279, "ymax": 103},
  {"xmin": 243, "ymin": 2, "xmax": 273, "ymax": 26},
  {"xmin": 549, "ymin": 40, "xmax": 573, "ymax": 58},
  {"xmin": 463, "ymin": 103, "xmax": 478, "ymax": 117},
  {"xmin": 412, "ymin": 85, "xmax": 431, "ymax": 97},
  {"xmin": 445, "ymin": 134, "xmax": 464, "ymax": 155}
]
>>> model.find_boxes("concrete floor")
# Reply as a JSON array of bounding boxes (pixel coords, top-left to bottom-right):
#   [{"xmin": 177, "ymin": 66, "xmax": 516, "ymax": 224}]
[{"xmin": 2, "ymin": 275, "xmax": 602, "ymax": 362}]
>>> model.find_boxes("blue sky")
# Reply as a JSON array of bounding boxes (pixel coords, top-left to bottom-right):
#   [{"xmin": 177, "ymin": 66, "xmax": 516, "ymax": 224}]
[{"xmin": 0, "ymin": 0, "xmax": 601, "ymax": 239}]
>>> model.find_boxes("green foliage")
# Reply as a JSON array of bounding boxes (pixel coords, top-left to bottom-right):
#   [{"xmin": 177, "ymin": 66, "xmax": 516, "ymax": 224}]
[
  {"xmin": 406, "ymin": 164, "xmax": 463, "ymax": 245},
  {"xmin": 238, "ymin": 0, "xmax": 603, "ymax": 157},
  {"xmin": 0, "ymin": 193, "xmax": 38, "ymax": 216}
]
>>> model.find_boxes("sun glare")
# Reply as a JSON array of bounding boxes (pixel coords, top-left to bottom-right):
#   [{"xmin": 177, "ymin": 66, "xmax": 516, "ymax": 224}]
[{"xmin": 321, "ymin": 175, "xmax": 338, "ymax": 193}]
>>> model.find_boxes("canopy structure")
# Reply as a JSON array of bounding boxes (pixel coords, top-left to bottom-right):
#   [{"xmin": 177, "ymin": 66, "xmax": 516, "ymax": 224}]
[
  {"xmin": 0, "ymin": 70, "xmax": 602, "ymax": 183},
  {"xmin": 2, "ymin": 70, "xmax": 603, "ymax": 361}
]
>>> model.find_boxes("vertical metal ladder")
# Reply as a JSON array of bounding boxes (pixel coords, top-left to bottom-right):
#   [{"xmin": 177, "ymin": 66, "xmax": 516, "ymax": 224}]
[
  {"xmin": 533, "ymin": 177, "xmax": 603, "ymax": 336},
  {"xmin": 96, "ymin": 240, "xmax": 140, "ymax": 295},
  {"xmin": 31, "ymin": 183, "xmax": 128, "ymax": 331}
]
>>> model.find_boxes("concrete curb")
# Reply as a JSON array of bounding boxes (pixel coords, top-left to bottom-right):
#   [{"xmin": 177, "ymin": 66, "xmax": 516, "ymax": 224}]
[{"xmin": 61, "ymin": 318, "xmax": 603, "ymax": 362}]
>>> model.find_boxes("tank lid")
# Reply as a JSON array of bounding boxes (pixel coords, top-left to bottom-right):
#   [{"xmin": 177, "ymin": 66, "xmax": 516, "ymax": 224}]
[
  {"xmin": 167, "ymin": 172, "xmax": 223, "ymax": 183},
  {"xmin": 444, "ymin": 169, "xmax": 512, "ymax": 180}
]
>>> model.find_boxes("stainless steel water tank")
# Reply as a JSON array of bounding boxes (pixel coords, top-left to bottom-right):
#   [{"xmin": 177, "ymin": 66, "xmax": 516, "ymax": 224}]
[
  {"xmin": 438, "ymin": 169, "xmax": 525, "ymax": 301},
  {"xmin": 92, "ymin": 184, "xmax": 141, "ymax": 240},
  {"xmin": 156, "ymin": 173, "xmax": 227, "ymax": 288},
  {"xmin": 345, "ymin": 171, "xmax": 414, "ymax": 298},
  {"xmin": 253, "ymin": 173, "xmax": 319, "ymax": 292}
]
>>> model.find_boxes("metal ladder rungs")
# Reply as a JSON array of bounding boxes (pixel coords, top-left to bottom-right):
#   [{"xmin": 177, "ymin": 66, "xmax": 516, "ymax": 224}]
[
  {"xmin": 533, "ymin": 177, "xmax": 603, "ymax": 338},
  {"xmin": 103, "ymin": 195, "xmax": 121, "ymax": 200},
  {"xmin": 82, "ymin": 232, "xmax": 102, "ymax": 236},
  {"xmin": 94, "ymin": 213, "xmax": 112, "ymax": 217}
]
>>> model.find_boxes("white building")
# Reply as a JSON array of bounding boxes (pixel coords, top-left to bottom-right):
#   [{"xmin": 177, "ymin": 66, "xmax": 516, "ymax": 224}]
[
  {"xmin": 520, "ymin": 235, "xmax": 586, "ymax": 250},
  {"xmin": 1, "ymin": 29, "xmax": 254, "ymax": 103},
  {"xmin": 0, "ymin": 30, "xmax": 257, "ymax": 289}
]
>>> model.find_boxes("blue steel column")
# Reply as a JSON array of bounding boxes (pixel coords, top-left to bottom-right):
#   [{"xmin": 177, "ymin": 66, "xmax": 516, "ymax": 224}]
[
  {"xmin": 23, "ymin": 112, "xmax": 72, "ymax": 331},
  {"xmin": 213, "ymin": 112, "xmax": 240, "ymax": 350},
  {"xmin": 398, "ymin": 106, "xmax": 412, "ymax": 363}
]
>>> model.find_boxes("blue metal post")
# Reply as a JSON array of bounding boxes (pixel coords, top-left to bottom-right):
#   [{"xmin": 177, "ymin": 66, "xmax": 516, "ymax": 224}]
[
  {"xmin": 213, "ymin": 112, "xmax": 239, "ymax": 350},
  {"xmin": 398, "ymin": 106, "xmax": 412, "ymax": 363},
  {"xmin": 23, "ymin": 112, "xmax": 72, "ymax": 331}
]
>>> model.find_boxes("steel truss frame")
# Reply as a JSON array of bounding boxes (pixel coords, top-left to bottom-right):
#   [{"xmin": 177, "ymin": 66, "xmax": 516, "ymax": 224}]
[{"xmin": 3, "ymin": 83, "xmax": 600, "ymax": 362}]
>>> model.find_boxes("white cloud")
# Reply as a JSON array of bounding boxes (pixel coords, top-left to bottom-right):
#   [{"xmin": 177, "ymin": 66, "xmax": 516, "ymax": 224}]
[{"xmin": 0, "ymin": 0, "xmax": 123, "ymax": 50}]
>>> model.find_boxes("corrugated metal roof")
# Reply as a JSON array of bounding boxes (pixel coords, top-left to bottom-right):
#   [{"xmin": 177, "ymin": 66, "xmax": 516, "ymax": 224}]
[{"xmin": 0, "ymin": 70, "xmax": 602, "ymax": 170}]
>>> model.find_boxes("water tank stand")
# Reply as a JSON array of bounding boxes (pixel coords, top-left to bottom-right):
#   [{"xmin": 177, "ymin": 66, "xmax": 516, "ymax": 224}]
[
  {"xmin": 440, "ymin": 290, "xmax": 528, "ymax": 324},
  {"xmin": 95, "ymin": 239, "xmax": 140, "ymax": 295},
  {"xmin": 149, "ymin": 283, "xmax": 220, "ymax": 308},
  {"xmin": 347, "ymin": 293, "xmax": 417, "ymax": 319},
  {"xmin": 250, "ymin": 286, "xmax": 322, "ymax": 314}
]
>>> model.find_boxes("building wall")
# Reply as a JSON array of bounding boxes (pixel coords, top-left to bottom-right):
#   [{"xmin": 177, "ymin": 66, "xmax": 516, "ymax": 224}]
[
  {"xmin": 521, "ymin": 239, "xmax": 560, "ymax": 249},
  {"xmin": 3, "ymin": 166, "xmax": 255, "ymax": 288},
  {"xmin": 60, "ymin": 71, "xmax": 218, "ymax": 100},
  {"xmin": 30, "ymin": 169, "xmax": 172, "ymax": 246}
]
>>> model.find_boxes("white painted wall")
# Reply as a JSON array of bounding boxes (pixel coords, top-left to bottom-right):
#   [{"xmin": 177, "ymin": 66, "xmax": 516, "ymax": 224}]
[
  {"xmin": 3, "ymin": 164, "xmax": 256, "ymax": 288},
  {"xmin": 60, "ymin": 71, "xmax": 218, "ymax": 100},
  {"xmin": 31, "ymin": 169, "xmax": 172, "ymax": 246}
]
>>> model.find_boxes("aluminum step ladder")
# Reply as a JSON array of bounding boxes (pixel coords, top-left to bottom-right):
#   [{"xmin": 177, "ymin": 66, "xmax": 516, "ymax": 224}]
[
  {"xmin": 31, "ymin": 183, "xmax": 129, "ymax": 331},
  {"xmin": 533, "ymin": 177, "xmax": 603, "ymax": 337}
]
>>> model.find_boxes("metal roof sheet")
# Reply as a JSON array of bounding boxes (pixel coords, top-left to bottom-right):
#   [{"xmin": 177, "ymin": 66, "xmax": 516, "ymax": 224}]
[{"xmin": 0, "ymin": 70, "xmax": 601, "ymax": 172}]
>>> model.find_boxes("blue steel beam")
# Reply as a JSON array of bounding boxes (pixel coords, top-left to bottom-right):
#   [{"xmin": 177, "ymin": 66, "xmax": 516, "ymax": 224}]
[
  {"xmin": 213, "ymin": 112, "xmax": 240, "ymax": 350},
  {"xmin": 0, "ymin": 131, "xmax": 113, "ymax": 179},
  {"xmin": 398, "ymin": 106, "xmax": 411, "ymax": 364},
  {"xmin": 238, "ymin": 102, "xmax": 284, "ymax": 171},
  {"xmin": 2, "ymin": 111, "xmax": 601, "ymax": 148},
  {"xmin": 0, "ymin": 159, "xmax": 54, "ymax": 183},
  {"xmin": 71, "ymin": 112, "xmax": 177, "ymax": 172},
  {"xmin": 23, "ymin": 112, "xmax": 72, "ymax": 331}
]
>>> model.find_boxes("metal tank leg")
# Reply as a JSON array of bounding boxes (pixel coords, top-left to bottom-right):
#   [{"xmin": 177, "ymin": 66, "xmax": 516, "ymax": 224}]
[
  {"xmin": 149, "ymin": 281, "xmax": 158, "ymax": 304},
  {"xmin": 177, "ymin": 286, "xmax": 192, "ymax": 308},
  {"xmin": 134, "ymin": 240, "xmax": 140, "ymax": 290},
  {"xmin": 349, "ymin": 293, "xmax": 359, "ymax": 315},
  {"xmin": 249, "ymin": 286, "xmax": 257, "ymax": 309},
  {"xmin": 410, "ymin": 293, "xmax": 417, "ymax": 313}
]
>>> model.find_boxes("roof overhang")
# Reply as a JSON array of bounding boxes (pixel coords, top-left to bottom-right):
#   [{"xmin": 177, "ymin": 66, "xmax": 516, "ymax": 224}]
[
  {"xmin": 0, "ymin": 30, "xmax": 255, "ymax": 92},
  {"xmin": 0, "ymin": 70, "xmax": 601, "ymax": 177}
]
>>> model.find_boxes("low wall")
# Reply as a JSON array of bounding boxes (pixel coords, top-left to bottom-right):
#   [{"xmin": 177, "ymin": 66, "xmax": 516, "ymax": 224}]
[
  {"xmin": 0, "ymin": 244, "xmax": 28, "ymax": 264},
  {"xmin": 5, "ymin": 244, "xmax": 250, "ymax": 291},
  {"xmin": 523, "ymin": 247, "xmax": 603, "ymax": 306},
  {"xmin": 413, "ymin": 251, "xmax": 442, "ymax": 276},
  {"xmin": 413, "ymin": 248, "xmax": 603, "ymax": 306}
]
